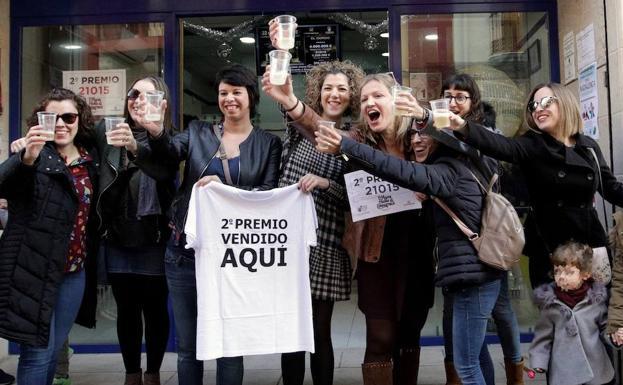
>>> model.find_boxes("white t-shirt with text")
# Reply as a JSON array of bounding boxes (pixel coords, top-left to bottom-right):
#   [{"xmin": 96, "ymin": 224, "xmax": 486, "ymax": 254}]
[{"xmin": 185, "ymin": 183, "xmax": 317, "ymax": 360}]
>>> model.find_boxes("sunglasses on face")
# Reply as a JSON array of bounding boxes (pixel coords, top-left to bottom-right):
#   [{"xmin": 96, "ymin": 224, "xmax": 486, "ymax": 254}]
[
  {"xmin": 57, "ymin": 113, "xmax": 79, "ymax": 124},
  {"xmin": 527, "ymin": 96, "xmax": 558, "ymax": 113},
  {"xmin": 127, "ymin": 88, "xmax": 141, "ymax": 101}
]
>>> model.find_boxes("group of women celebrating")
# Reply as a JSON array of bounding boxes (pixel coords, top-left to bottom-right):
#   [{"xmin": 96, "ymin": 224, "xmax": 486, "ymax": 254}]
[{"xmin": 1, "ymin": 18, "xmax": 623, "ymax": 385}]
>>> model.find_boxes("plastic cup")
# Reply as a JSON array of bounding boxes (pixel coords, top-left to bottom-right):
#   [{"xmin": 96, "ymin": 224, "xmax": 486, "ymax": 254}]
[
  {"xmin": 275, "ymin": 15, "xmax": 297, "ymax": 50},
  {"xmin": 317, "ymin": 120, "xmax": 335, "ymax": 150},
  {"xmin": 104, "ymin": 117, "xmax": 125, "ymax": 145},
  {"xmin": 269, "ymin": 50, "xmax": 292, "ymax": 86},
  {"xmin": 144, "ymin": 90, "xmax": 164, "ymax": 121},
  {"xmin": 430, "ymin": 98, "xmax": 451, "ymax": 129},
  {"xmin": 37, "ymin": 111, "xmax": 57, "ymax": 141},
  {"xmin": 392, "ymin": 85, "xmax": 413, "ymax": 117}
]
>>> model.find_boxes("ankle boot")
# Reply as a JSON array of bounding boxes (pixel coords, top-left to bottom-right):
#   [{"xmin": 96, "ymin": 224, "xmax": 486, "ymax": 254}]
[
  {"xmin": 444, "ymin": 361, "xmax": 461, "ymax": 385},
  {"xmin": 143, "ymin": 372, "xmax": 160, "ymax": 385},
  {"xmin": 504, "ymin": 358, "xmax": 525, "ymax": 385},
  {"xmin": 399, "ymin": 347, "xmax": 420, "ymax": 385},
  {"xmin": 124, "ymin": 370, "xmax": 142, "ymax": 385},
  {"xmin": 362, "ymin": 361, "xmax": 393, "ymax": 385}
]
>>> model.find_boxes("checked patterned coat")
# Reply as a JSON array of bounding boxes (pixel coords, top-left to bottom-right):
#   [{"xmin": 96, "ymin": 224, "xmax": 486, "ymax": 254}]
[{"xmin": 279, "ymin": 117, "xmax": 352, "ymax": 301}]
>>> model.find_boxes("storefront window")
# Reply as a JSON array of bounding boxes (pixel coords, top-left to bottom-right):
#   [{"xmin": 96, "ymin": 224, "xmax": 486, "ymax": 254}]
[
  {"xmin": 21, "ymin": 23, "xmax": 164, "ymax": 133},
  {"xmin": 181, "ymin": 12, "xmax": 388, "ymax": 134},
  {"xmin": 399, "ymin": 11, "xmax": 550, "ymax": 338},
  {"xmin": 19, "ymin": 22, "xmax": 164, "ymax": 345}
]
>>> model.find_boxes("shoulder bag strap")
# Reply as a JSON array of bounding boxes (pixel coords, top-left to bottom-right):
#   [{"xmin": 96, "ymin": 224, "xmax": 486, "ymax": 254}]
[
  {"xmin": 212, "ymin": 124, "xmax": 234, "ymax": 185},
  {"xmin": 588, "ymin": 146, "xmax": 609, "ymax": 231},
  {"xmin": 431, "ymin": 196, "xmax": 480, "ymax": 240}
]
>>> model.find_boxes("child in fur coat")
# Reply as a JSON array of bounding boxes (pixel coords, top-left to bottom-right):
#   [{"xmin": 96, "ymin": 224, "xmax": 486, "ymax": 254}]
[{"xmin": 529, "ymin": 241, "xmax": 613, "ymax": 385}]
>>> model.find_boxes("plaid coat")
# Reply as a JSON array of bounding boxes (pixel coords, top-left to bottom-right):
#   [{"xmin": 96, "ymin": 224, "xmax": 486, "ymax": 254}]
[{"xmin": 279, "ymin": 113, "xmax": 352, "ymax": 301}]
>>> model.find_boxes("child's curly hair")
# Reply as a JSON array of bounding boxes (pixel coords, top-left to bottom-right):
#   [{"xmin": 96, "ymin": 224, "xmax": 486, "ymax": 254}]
[
  {"xmin": 303, "ymin": 60, "xmax": 365, "ymax": 120},
  {"xmin": 551, "ymin": 241, "xmax": 593, "ymax": 273}
]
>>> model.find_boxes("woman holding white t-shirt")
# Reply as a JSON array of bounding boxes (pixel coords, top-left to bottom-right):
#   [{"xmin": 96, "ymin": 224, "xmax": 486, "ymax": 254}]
[{"xmin": 129, "ymin": 64, "xmax": 282, "ymax": 385}]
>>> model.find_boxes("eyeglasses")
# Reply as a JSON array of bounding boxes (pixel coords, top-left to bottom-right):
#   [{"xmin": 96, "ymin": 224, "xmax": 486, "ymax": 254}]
[
  {"xmin": 407, "ymin": 127, "xmax": 429, "ymax": 138},
  {"xmin": 443, "ymin": 94, "xmax": 471, "ymax": 105},
  {"xmin": 127, "ymin": 88, "xmax": 141, "ymax": 101},
  {"xmin": 57, "ymin": 113, "xmax": 79, "ymax": 124},
  {"xmin": 528, "ymin": 96, "xmax": 558, "ymax": 112}
]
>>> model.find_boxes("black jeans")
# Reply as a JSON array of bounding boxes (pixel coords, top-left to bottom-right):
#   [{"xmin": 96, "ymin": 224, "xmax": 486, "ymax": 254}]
[{"xmin": 109, "ymin": 273, "xmax": 170, "ymax": 374}]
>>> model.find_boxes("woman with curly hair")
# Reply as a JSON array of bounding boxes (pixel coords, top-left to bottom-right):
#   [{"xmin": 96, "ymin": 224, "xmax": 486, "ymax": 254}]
[
  {"xmin": 264, "ymin": 46, "xmax": 436, "ymax": 382},
  {"xmin": 0, "ymin": 88, "xmax": 100, "ymax": 385},
  {"xmin": 263, "ymin": 56, "xmax": 363, "ymax": 385}
]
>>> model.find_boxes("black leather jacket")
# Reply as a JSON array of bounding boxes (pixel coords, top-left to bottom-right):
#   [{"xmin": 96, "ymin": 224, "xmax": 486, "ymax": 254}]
[
  {"xmin": 95, "ymin": 122, "xmax": 176, "ymax": 246},
  {"xmin": 135, "ymin": 120, "xmax": 282, "ymax": 233}
]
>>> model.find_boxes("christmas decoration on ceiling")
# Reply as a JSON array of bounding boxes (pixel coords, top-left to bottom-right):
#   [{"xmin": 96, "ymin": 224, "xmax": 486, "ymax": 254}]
[
  {"xmin": 183, "ymin": 16, "xmax": 266, "ymax": 58},
  {"xmin": 327, "ymin": 13, "xmax": 388, "ymax": 51}
]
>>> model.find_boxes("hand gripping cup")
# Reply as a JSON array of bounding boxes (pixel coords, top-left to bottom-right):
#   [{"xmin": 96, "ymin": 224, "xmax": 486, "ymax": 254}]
[
  {"xmin": 391, "ymin": 85, "xmax": 413, "ymax": 117},
  {"xmin": 275, "ymin": 15, "xmax": 297, "ymax": 50},
  {"xmin": 37, "ymin": 112, "xmax": 57, "ymax": 141},
  {"xmin": 317, "ymin": 120, "xmax": 336, "ymax": 151},
  {"xmin": 430, "ymin": 98, "xmax": 451, "ymax": 129},
  {"xmin": 145, "ymin": 90, "xmax": 165, "ymax": 121},
  {"xmin": 104, "ymin": 117, "xmax": 125, "ymax": 145},
  {"xmin": 269, "ymin": 50, "xmax": 292, "ymax": 86}
]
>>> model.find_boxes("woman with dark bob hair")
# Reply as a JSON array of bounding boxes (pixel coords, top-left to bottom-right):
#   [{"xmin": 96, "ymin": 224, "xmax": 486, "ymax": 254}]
[
  {"xmin": 0, "ymin": 88, "xmax": 100, "ymax": 385},
  {"xmin": 131, "ymin": 64, "xmax": 282, "ymax": 385}
]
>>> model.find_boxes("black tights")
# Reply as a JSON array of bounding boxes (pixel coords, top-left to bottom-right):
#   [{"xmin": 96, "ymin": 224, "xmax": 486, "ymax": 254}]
[
  {"xmin": 281, "ymin": 299, "xmax": 335, "ymax": 385},
  {"xmin": 109, "ymin": 273, "xmax": 170, "ymax": 374}
]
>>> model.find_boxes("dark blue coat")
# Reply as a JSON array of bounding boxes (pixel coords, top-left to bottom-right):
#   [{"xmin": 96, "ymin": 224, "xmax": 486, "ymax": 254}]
[{"xmin": 340, "ymin": 136, "xmax": 502, "ymax": 289}]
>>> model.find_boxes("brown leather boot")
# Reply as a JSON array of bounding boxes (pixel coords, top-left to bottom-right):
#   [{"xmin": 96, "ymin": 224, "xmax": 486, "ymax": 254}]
[
  {"xmin": 362, "ymin": 361, "xmax": 393, "ymax": 385},
  {"xmin": 444, "ymin": 361, "xmax": 462, "ymax": 385},
  {"xmin": 399, "ymin": 347, "xmax": 420, "ymax": 385},
  {"xmin": 143, "ymin": 372, "xmax": 160, "ymax": 385},
  {"xmin": 124, "ymin": 370, "xmax": 143, "ymax": 385},
  {"xmin": 504, "ymin": 358, "xmax": 525, "ymax": 385}
]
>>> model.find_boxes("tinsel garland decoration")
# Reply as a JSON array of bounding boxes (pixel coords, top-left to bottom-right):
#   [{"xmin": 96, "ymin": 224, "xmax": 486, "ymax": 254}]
[
  {"xmin": 183, "ymin": 16, "xmax": 266, "ymax": 58},
  {"xmin": 327, "ymin": 13, "xmax": 388, "ymax": 50}
]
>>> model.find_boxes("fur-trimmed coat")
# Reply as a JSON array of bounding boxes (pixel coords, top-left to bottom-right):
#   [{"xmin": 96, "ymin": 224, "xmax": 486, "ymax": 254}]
[{"xmin": 529, "ymin": 283, "xmax": 613, "ymax": 385}]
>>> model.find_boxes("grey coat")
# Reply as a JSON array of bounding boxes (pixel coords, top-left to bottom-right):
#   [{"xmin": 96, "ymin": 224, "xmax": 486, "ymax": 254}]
[{"xmin": 529, "ymin": 283, "xmax": 613, "ymax": 385}]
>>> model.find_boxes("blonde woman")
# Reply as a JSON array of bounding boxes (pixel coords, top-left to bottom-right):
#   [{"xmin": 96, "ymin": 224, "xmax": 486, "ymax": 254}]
[{"xmin": 447, "ymin": 82, "xmax": 623, "ymax": 287}]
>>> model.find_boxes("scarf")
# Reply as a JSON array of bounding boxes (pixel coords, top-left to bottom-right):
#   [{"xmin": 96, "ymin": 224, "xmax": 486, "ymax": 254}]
[{"xmin": 554, "ymin": 280, "xmax": 591, "ymax": 309}]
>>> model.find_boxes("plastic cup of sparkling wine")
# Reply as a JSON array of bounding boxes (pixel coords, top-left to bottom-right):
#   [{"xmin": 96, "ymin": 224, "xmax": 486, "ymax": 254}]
[
  {"xmin": 269, "ymin": 50, "xmax": 292, "ymax": 86},
  {"xmin": 391, "ymin": 85, "xmax": 413, "ymax": 117},
  {"xmin": 275, "ymin": 15, "xmax": 297, "ymax": 50},
  {"xmin": 317, "ymin": 120, "xmax": 336, "ymax": 150},
  {"xmin": 37, "ymin": 111, "xmax": 57, "ymax": 141},
  {"xmin": 430, "ymin": 98, "xmax": 451, "ymax": 129},
  {"xmin": 104, "ymin": 117, "xmax": 126, "ymax": 145},
  {"xmin": 144, "ymin": 90, "xmax": 165, "ymax": 121}
]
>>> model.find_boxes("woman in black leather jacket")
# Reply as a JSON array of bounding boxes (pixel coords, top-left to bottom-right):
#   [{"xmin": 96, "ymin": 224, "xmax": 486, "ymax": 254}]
[
  {"xmin": 96, "ymin": 76, "xmax": 177, "ymax": 385},
  {"xmin": 315, "ymin": 80, "xmax": 503, "ymax": 385},
  {"xmin": 131, "ymin": 64, "xmax": 282, "ymax": 385}
]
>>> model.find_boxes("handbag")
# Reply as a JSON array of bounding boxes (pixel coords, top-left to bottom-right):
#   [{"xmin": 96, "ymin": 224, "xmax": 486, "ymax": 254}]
[
  {"xmin": 588, "ymin": 147, "xmax": 612, "ymax": 284},
  {"xmin": 432, "ymin": 171, "xmax": 525, "ymax": 271}
]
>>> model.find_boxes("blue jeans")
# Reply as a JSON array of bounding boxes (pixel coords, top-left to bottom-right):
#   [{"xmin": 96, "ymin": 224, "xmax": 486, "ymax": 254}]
[
  {"xmin": 491, "ymin": 274, "xmax": 522, "ymax": 363},
  {"xmin": 442, "ymin": 290, "xmax": 494, "ymax": 385},
  {"xmin": 17, "ymin": 270, "xmax": 85, "ymax": 385},
  {"xmin": 165, "ymin": 246, "xmax": 243, "ymax": 385},
  {"xmin": 453, "ymin": 279, "xmax": 501, "ymax": 385}
]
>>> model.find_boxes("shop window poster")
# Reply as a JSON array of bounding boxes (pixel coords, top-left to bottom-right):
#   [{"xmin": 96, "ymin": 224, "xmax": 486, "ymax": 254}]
[{"xmin": 409, "ymin": 72, "xmax": 441, "ymax": 103}]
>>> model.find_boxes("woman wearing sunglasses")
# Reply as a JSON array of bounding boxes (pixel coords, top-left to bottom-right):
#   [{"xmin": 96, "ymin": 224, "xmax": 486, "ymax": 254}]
[
  {"xmin": 0, "ymin": 88, "xmax": 100, "ymax": 385},
  {"xmin": 95, "ymin": 76, "xmax": 177, "ymax": 385},
  {"xmin": 447, "ymin": 82, "xmax": 623, "ymax": 288}
]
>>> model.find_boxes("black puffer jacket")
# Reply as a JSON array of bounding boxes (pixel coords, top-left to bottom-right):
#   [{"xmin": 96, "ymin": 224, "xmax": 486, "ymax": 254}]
[
  {"xmin": 135, "ymin": 120, "xmax": 282, "ymax": 233},
  {"xmin": 0, "ymin": 144, "xmax": 100, "ymax": 347},
  {"xmin": 340, "ymin": 136, "xmax": 502, "ymax": 289}
]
